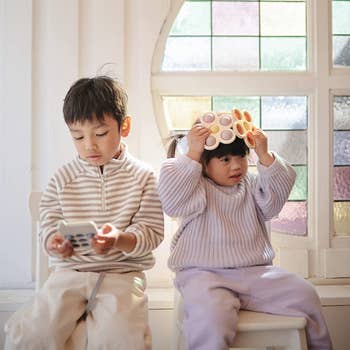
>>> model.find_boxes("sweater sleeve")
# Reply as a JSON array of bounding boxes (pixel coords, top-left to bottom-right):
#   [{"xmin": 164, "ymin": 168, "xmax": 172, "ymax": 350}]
[
  {"xmin": 123, "ymin": 172, "xmax": 164, "ymax": 257},
  {"xmin": 253, "ymin": 152, "xmax": 296, "ymax": 220},
  {"xmin": 39, "ymin": 176, "xmax": 64, "ymax": 257},
  {"xmin": 158, "ymin": 155, "xmax": 206, "ymax": 218}
]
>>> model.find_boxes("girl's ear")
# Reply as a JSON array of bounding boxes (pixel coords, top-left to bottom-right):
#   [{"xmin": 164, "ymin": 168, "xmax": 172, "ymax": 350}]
[{"xmin": 121, "ymin": 116, "xmax": 131, "ymax": 137}]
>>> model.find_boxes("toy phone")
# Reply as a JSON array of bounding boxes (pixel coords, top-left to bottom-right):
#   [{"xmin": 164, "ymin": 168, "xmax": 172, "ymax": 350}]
[{"xmin": 58, "ymin": 221, "xmax": 98, "ymax": 248}]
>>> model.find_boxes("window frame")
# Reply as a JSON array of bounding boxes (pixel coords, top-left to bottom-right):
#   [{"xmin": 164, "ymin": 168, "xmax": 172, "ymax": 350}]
[{"xmin": 151, "ymin": 0, "xmax": 350, "ymax": 279}]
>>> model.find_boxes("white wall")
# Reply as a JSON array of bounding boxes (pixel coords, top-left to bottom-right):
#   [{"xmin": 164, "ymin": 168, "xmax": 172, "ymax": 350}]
[
  {"xmin": 0, "ymin": 0, "xmax": 172, "ymax": 289},
  {"xmin": 0, "ymin": 0, "xmax": 33, "ymax": 288}
]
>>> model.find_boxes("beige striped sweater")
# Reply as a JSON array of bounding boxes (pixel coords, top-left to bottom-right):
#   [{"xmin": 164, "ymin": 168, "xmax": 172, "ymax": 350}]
[
  {"xmin": 158, "ymin": 153, "xmax": 296, "ymax": 271},
  {"xmin": 39, "ymin": 144, "xmax": 164, "ymax": 273}
]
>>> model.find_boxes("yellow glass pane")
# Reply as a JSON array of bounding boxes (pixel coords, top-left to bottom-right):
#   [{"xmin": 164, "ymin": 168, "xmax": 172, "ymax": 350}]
[
  {"xmin": 162, "ymin": 96, "xmax": 211, "ymax": 130},
  {"xmin": 334, "ymin": 202, "xmax": 350, "ymax": 236}
]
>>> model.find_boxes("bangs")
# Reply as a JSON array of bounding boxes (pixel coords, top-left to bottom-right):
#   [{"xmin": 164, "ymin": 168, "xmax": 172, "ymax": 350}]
[{"xmin": 201, "ymin": 137, "xmax": 249, "ymax": 164}]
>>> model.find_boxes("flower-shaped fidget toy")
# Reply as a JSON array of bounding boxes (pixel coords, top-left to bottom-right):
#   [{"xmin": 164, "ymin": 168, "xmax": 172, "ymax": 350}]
[
  {"xmin": 200, "ymin": 109, "xmax": 257, "ymax": 150},
  {"xmin": 200, "ymin": 112, "xmax": 236, "ymax": 150}
]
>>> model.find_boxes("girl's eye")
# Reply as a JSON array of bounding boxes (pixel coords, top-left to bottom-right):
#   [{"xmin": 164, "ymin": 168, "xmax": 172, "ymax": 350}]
[
  {"xmin": 96, "ymin": 131, "xmax": 108, "ymax": 137},
  {"xmin": 73, "ymin": 136, "xmax": 84, "ymax": 141},
  {"xmin": 220, "ymin": 157, "xmax": 230, "ymax": 162}
]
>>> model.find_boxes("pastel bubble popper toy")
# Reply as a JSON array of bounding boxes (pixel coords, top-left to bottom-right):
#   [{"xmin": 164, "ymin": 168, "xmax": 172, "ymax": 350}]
[{"xmin": 200, "ymin": 109, "xmax": 257, "ymax": 150}]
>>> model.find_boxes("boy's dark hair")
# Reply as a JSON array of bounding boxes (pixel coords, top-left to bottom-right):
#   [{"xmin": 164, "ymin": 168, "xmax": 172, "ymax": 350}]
[
  {"xmin": 63, "ymin": 76, "xmax": 128, "ymax": 128},
  {"xmin": 167, "ymin": 135, "xmax": 250, "ymax": 163}
]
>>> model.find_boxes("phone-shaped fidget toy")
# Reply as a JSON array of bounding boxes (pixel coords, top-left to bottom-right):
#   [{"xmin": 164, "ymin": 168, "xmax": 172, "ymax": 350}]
[{"xmin": 58, "ymin": 221, "xmax": 98, "ymax": 248}]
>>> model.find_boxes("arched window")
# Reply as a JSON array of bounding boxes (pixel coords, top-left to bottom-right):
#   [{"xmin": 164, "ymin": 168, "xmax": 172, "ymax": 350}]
[{"xmin": 152, "ymin": 0, "xmax": 350, "ymax": 279}]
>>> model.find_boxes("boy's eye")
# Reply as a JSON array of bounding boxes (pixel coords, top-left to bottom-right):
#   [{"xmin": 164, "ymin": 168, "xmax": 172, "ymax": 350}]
[
  {"xmin": 73, "ymin": 136, "xmax": 84, "ymax": 141},
  {"xmin": 96, "ymin": 131, "xmax": 108, "ymax": 137}
]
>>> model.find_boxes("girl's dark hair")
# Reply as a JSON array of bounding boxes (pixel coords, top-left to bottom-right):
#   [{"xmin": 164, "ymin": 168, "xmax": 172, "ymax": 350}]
[
  {"xmin": 63, "ymin": 76, "xmax": 128, "ymax": 128},
  {"xmin": 167, "ymin": 134, "xmax": 250, "ymax": 163}
]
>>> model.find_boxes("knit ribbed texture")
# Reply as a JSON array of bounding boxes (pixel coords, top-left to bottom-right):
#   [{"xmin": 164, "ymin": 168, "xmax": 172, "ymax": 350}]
[
  {"xmin": 158, "ymin": 153, "xmax": 296, "ymax": 271},
  {"xmin": 40, "ymin": 143, "xmax": 164, "ymax": 273}
]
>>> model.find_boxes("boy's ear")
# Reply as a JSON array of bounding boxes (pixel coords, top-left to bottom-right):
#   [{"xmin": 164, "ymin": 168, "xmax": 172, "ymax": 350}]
[{"xmin": 121, "ymin": 116, "xmax": 131, "ymax": 137}]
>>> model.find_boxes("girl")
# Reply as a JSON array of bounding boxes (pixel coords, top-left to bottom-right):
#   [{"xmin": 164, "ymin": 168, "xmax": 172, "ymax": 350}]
[{"xmin": 158, "ymin": 117, "xmax": 332, "ymax": 350}]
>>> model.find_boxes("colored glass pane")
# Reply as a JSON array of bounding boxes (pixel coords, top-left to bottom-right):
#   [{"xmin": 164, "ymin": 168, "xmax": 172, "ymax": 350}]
[
  {"xmin": 170, "ymin": 1, "xmax": 211, "ymax": 36},
  {"xmin": 261, "ymin": 37, "xmax": 306, "ymax": 71},
  {"xmin": 334, "ymin": 131, "xmax": 350, "ymax": 165},
  {"xmin": 261, "ymin": 96, "xmax": 307, "ymax": 129},
  {"xmin": 334, "ymin": 202, "xmax": 350, "ymax": 236},
  {"xmin": 332, "ymin": 1, "xmax": 350, "ymax": 35},
  {"xmin": 162, "ymin": 96, "xmax": 211, "ymax": 130},
  {"xmin": 333, "ymin": 36, "xmax": 350, "ymax": 67},
  {"xmin": 271, "ymin": 201, "xmax": 307, "ymax": 236},
  {"xmin": 289, "ymin": 166, "xmax": 307, "ymax": 201},
  {"xmin": 213, "ymin": 37, "xmax": 259, "ymax": 71},
  {"xmin": 213, "ymin": 96, "xmax": 260, "ymax": 126},
  {"xmin": 260, "ymin": 2, "xmax": 306, "ymax": 36},
  {"xmin": 334, "ymin": 95, "xmax": 350, "ymax": 129},
  {"xmin": 267, "ymin": 130, "xmax": 307, "ymax": 164},
  {"xmin": 334, "ymin": 166, "xmax": 350, "ymax": 200},
  {"xmin": 163, "ymin": 37, "xmax": 211, "ymax": 71},
  {"xmin": 212, "ymin": 1, "xmax": 259, "ymax": 35}
]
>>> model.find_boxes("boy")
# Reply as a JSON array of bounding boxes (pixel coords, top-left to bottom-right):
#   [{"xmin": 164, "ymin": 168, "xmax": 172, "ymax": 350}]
[{"xmin": 5, "ymin": 76, "xmax": 164, "ymax": 349}]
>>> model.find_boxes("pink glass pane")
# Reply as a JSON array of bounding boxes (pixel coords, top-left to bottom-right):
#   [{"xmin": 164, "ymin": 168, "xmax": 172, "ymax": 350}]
[
  {"xmin": 334, "ymin": 166, "xmax": 350, "ymax": 200},
  {"xmin": 271, "ymin": 201, "xmax": 307, "ymax": 236},
  {"xmin": 212, "ymin": 2, "xmax": 259, "ymax": 36}
]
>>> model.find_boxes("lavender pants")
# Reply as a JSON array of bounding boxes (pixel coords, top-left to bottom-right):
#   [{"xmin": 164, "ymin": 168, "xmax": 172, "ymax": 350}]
[{"xmin": 175, "ymin": 265, "xmax": 332, "ymax": 350}]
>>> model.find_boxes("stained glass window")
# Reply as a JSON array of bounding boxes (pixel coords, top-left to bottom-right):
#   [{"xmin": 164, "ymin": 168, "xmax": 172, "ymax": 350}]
[
  {"xmin": 333, "ymin": 95, "xmax": 350, "ymax": 236},
  {"xmin": 162, "ymin": 95, "xmax": 308, "ymax": 236},
  {"xmin": 163, "ymin": 0, "xmax": 307, "ymax": 72}
]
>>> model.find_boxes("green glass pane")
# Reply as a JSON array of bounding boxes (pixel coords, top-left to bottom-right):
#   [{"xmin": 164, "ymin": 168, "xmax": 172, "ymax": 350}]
[
  {"xmin": 213, "ymin": 96, "xmax": 260, "ymax": 126},
  {"xmin": 261, "ymin": 2, "xmax": 306, "ymax": 36},
  {"xmin": 261, "ymin": 96, "xmax": 307, "ymax": 129},
  {"xmin": 334, "ymin": 202, "xmax": 350, "ymax": 236},
  {"xmin": 170, "ymin": 1, "xmax": 211, "ymax": 36},
  {"xmin": 334, "ymin": 95, "xmax": 350, "ymax": 129},
  {"xmin": 261, "ymin": 37, "xmax": 306, "ymax": 71},
  {"xmin": 162, "ymin": 96, "xmax": 211, "ymax": 130},
  {"xmin": 163, "ymin": 37, "xmax": 211, "ymax": 71},
  {"xmin": 332, "ymin": 1, "xmax": 350, "ymax": 35},
  {"xmin": 333, "ymin": 36, "xmax": 350, "ymax": 67},
  {"xmin": 267, "ymin": 130, "xmax": 307, "ymax": 164},
  {"xmin": 212, "ymin": 1, "xmax": 259, "ymax": 35},
  {"xmin": 271, "ymin": 201, "xmax": 307, "ymax": 236},
  {"xmin": 289, "ymin": 165, "xmax": 307, "ymax": 201},
  {"xmin": 213, "ymin": 37, "xmax": 259, "ymax": 71}
]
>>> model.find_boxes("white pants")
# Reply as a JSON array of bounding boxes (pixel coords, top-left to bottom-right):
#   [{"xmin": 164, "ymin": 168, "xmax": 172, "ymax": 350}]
[{"xmin": 4, "ymin": 270, "xmax": 151, "ymax": 350}]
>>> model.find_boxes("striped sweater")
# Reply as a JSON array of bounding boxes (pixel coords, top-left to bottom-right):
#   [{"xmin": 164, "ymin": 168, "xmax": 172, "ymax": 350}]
[
  {"xmin": 158, "ymin": 153, "xmax": 296, "ymax": 271},
  {"xmin": 39, "ymin": 143, "xmax": 164, "ymax": 273}
]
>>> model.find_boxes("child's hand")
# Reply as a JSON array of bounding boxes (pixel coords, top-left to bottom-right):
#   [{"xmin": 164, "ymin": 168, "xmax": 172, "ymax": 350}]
[
  {"xmin": 187, "ymin": 124, "xmax": 211, "ymax": 161},
  {"xmin": 91, "ymin": 223, "xmax": 120, "ymax": 255},
  {"xmin": 252, "ymin": 128, "xmax": 274, "ymax": 166},
  {"xmin": 47, "ymin": 233, "xmax": 73, "ymax": 258}
]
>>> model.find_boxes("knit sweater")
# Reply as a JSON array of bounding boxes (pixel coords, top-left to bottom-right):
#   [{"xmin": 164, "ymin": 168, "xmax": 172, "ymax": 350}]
[
  {"xmin": 158, "ymin": 153, "xmax": 296, "ymax": 271},
  {"xmin": 39, "ymin": 143, "xmax": 164, "ymax": 273}
]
